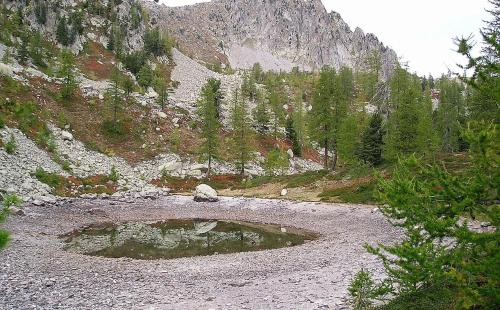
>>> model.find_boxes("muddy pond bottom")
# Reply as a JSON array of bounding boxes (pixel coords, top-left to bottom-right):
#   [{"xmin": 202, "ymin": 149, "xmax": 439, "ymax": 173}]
[{"xmin": 62, "ymin": 219, "xmax": 317, "ymax": 260}]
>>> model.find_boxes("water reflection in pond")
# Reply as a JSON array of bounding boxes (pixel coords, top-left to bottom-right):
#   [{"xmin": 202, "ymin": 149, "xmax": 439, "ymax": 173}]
[{"xmin": 62, "ymin": 219, "xmax": 317, "ymax": 260}]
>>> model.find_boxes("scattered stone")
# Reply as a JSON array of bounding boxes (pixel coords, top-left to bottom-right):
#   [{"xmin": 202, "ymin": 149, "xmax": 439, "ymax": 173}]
[
  {"xmin": 281, "ymin": 189, "xmax": 288, "ymax": 196},
  {"xmin": 61, "ymin": 130, "xmax": 74, "ymax": 141},
  {"xmin": 194, "ymin": 184, "xmax": 219, "ymax": 202},
  {"xmin": 9, "ymin": 206, "xmax": 25, "ymax": 216},
  {"xmin": 32, "ymin": 199, "xmax": 45, "ymax": 206}
]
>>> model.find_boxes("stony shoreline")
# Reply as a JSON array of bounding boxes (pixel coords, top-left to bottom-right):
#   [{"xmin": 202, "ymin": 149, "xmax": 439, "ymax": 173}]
[{"xmin": 0, "ymin": 196, "xmax": 400, "ymax": 309}]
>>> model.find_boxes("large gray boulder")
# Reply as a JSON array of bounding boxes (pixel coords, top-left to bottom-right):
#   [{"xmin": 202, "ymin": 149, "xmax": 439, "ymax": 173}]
[{"xmin": 193, "ymin": 184, "xmax": 219, "ymax": 202}]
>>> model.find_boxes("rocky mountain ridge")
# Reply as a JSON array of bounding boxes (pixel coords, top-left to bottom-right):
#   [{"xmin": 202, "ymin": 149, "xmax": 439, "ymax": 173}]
[{"xmin": 143, "ymin": 0, "xmax": 398, "ymax": 78}]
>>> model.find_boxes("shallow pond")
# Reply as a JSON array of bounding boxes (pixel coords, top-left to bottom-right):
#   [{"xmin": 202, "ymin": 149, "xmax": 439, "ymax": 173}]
[{"xmin": 62, "ymin": 219, "xmax": 317, "ymax": 260}]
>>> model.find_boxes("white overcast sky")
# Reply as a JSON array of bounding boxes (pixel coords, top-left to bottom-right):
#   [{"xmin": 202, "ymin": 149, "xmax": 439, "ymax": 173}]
[{"xmin": 155, "ymin": 0, "xmax": 492, "ymax": 77}]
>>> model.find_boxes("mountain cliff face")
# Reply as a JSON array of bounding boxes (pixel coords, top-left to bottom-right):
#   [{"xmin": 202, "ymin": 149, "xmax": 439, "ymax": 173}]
[{"xmin": 143, "ymin": 0, "xmax": 398, "ymax": 78}]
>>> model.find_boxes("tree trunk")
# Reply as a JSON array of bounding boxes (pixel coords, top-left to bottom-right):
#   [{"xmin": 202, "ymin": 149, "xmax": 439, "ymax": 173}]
[
  {"xmin": 207, "ymin": 156, "xmax": 212, "ymax": 178},
  {"xmin": 323, "ymin": 138, "xmax": 328, "ymax": 169},
  {"xmin": 331, "ymin": 137, "xmax": 338, "ymax": 171}
]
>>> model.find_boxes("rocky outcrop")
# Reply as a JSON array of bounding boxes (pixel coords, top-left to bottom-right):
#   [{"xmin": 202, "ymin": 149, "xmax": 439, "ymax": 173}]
[{"xmin": 143, "ymin": 0, "xmax": 398, "ymax": 78}]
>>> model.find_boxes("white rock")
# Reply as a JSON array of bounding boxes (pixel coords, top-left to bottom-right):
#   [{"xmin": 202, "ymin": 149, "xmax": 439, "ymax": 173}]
[
  {"xmin": 287, "ymin": 149, "xmax": 294, "ymax": 158},
  {"xmin": 159, "ymin": 161, "xmax": 182, "ymax": 172},
  {"xmin": 61, "ymin": 131, "xmax": 74, "ymax": 141},
  {"xmin": 194, "ymin": 184, "xmax": 219, "ymax": 202},
  {"xmin": 281, "ymin": 188, "xmax": 288, "ymax": 196},
  {"xmin": 157, "ymin": 112, "xmax": 167, "ymax": 119},
  {"xmin": 146, "ymin": 87, "xmax": 158, "ymax": 99},
  {"xmin": 188, "ymin": 169, "xmax": 203, "ymax": 177}
]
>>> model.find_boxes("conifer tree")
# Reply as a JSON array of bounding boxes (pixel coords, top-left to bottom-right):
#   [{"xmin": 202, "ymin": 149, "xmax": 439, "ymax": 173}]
[
  {"xmin": 285, "ymin": 116, "xmax": 301, "ymax": 157},
  {"xmin": 357, "ymin": 113, "xmax": 384, "ymax": 166},
  {"xmin": 205, "ymin": 78, "xmax": 223, "ymax": 119},
  {"xmin": 268, "ymin": 87, "xmax": 284, "ymax": 141},
  {"xmin": 435, "ymin": 76, "xmax": 464, "ymax": 152},
  {"xmin": 107, "ymin": 68, "xmax": 123, "ymax": 125},
  {"xmin": 18, "ymin": 35, "xmax": 29, "ymax": 65},
  {"xmin": 121, "ymin": 76, "xmax": 134, "ymax": 101},
  {"xmin": 137, "ymin": 63, "xmax": 154, "ymax": 88},
  {"xmin": 34, "ymin": 1, "xmax": 47, "ymax": 25},
  {"xmin": 230, "ymin": 89, "xmax": 253, "ymax": 175},
  {"xmin": 338, "ymin": 111, "xmax": 366, "ymax": 164},
  {"xmin": 251, "ymin": 62, "xmax": 263, "ymax": 83},
  {"xmin": 241, "ymin": 72, "xmax": 257, "ymax": 101},
  {"xmin": 56, "ymin": 16, "xmax": 70, "ymax": 46},
  {"xmin": 383, "ymin": 66, "xmax": 421, "ymax": 160},
  {"xmin": 198, "ymin": 80, "xmax": 221, "ymax": 177},
  {"xmin": 457, "ymin": 0, "xmax": 499, "ymax": 123},
  {"xmin": 156, "ymin": 79, "xmax": 169, "ymax": 109},
  {"xmin": 58, "ymin": 49, "xmax": 77, "ymax": 100},
  {"xmin": 309, "ymin": 66, "xmax": 336, "ymax": 168},
  {"xmin": 292, "ymin": 91, "xmax": 306, "ymax": 152},
  {"xmin": 29, "ymin": 31, "xmax": 46, "ymax": 68},
  {"xmin": 253, "ymin": 89, "xmax": 270, "ymax": 134},
  {"xmin": 330, "ymin": 67, "xmax": 353, "ymax": 169},
  {"xmin": 416, "ymin": 87, "xmax": 439, "ymax": 156}
]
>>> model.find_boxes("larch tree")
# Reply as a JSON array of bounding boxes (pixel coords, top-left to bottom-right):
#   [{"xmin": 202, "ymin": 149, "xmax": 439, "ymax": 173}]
[
  {"xmin": 416, "ymin": 86, "xmax": 439, "ymax": 157},
  {"xmin": 309, "ymin": 66, "xmax": 336, "ymax": 169},
  {"xmin": 58, "ymin": 49, "xmax": 78, "ymax": 100},
  {"xmin": 197, "ymin": 80, "xmax": 221, "ymax": 177},
  {"xmin": 268, "ymin": 86, "xmax": 284, "ymax": 141},
  {"xmin": 457, "ymin": 0, "xmax": 499, "ymax": 123},
  {"xmin": 330, "ymin": 67, "xmax": 353, "ymax": 169},
  {"xmin": 435, "ymin": 76, "xmax": 465, "ymax": 153},
  {"xmin": 107, "ymin": 68, "xmax": 123, "ymax": 126},
  {"xmin": 285, "ymin": 116, "xmax": 301, "ymax": 157},
  {"xmin": 56, "ymin": 16, "xmax": 70, "ymax": 46},
  {"xmin": 383, "ymin": 66, "xmax": 422, "ymax": 161},
  {"xmin": 292, "ymin": 91, "xmax": 306, "ymax": 154},
  {"xmin": 253, "ymin": 89, "xmax": 270, "ymax": 134},
  {"xmin": 230, "ymin": 89, "xmax": 253, "ymax": 175},
  {"xmin": 156, "ymin": 78, "xmax": 169, "ymax": 109},
  {"xmin": 205, "ymin": 78, "xmax": 223, "ymax": 119}
]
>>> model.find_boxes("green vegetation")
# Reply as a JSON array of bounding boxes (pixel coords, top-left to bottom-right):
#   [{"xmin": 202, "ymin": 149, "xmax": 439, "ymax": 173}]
[
  {"xmin": 4, "ymin": 134, "xmax": 16, "ymax": 154},
  {"xmin": 109, "ymin": 166, "xmax": 119, "ymax": 182},
  {"xmin": 0, "ymin": 193, "xmax": 21, "ymax": 251},
  {"xmin": 319, "ymin": 181, "xmax": 378, "ymax": 204},
  {"xmin": 357, "ymin": 113, "xmax": 384, "ymax": 166},
  {"xmin": 348, "ymin": 269, "xmax": 389, "ymax": 310},
  {"xmin": 144, "ymin": 27, "xmax": 173, "ymax": 58},
  {"xmin": 197, "ymin": 79, "xmax": 221, "ymax": 176},
  {"xmin": 230, "ymin": 89, "xmax": 253, "ymax": 175},
  {"xmin": 33, "ymin": 167, "xmax": 117, "ymax": 197},
  {"xmin": 264, "ymin": 149, "xmax": 289, "ymax": 176},
  {"xmin": 34, "ymin": 167, "xmax": 62, "ymax": 188},
  {"xmin": 58, "ymin": 49, "xmax": 78, "ymax": 100}
]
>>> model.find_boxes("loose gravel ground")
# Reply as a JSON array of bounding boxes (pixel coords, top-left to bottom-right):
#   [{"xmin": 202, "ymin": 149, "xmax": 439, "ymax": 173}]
[{"xmin": 0, "ymin": 196, "xmax": 400, "ymax": 309}]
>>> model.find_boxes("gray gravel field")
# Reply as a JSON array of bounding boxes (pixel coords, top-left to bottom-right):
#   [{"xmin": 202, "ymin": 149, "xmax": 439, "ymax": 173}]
[{"xmin": 0, "ymin": 196, "xmax": 400, "ymax": 309}]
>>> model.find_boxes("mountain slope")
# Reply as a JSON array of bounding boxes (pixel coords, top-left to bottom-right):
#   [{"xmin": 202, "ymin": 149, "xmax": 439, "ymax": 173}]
[{"xmin": 143, "ymin": 0, "xmax": 398, "ymax": 78}]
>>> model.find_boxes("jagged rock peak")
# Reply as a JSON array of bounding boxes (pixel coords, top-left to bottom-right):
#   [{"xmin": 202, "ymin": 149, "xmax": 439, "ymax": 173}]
[{"xmin": 142, "ymin": 0, "xmax": 398, "ymax": 78}]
